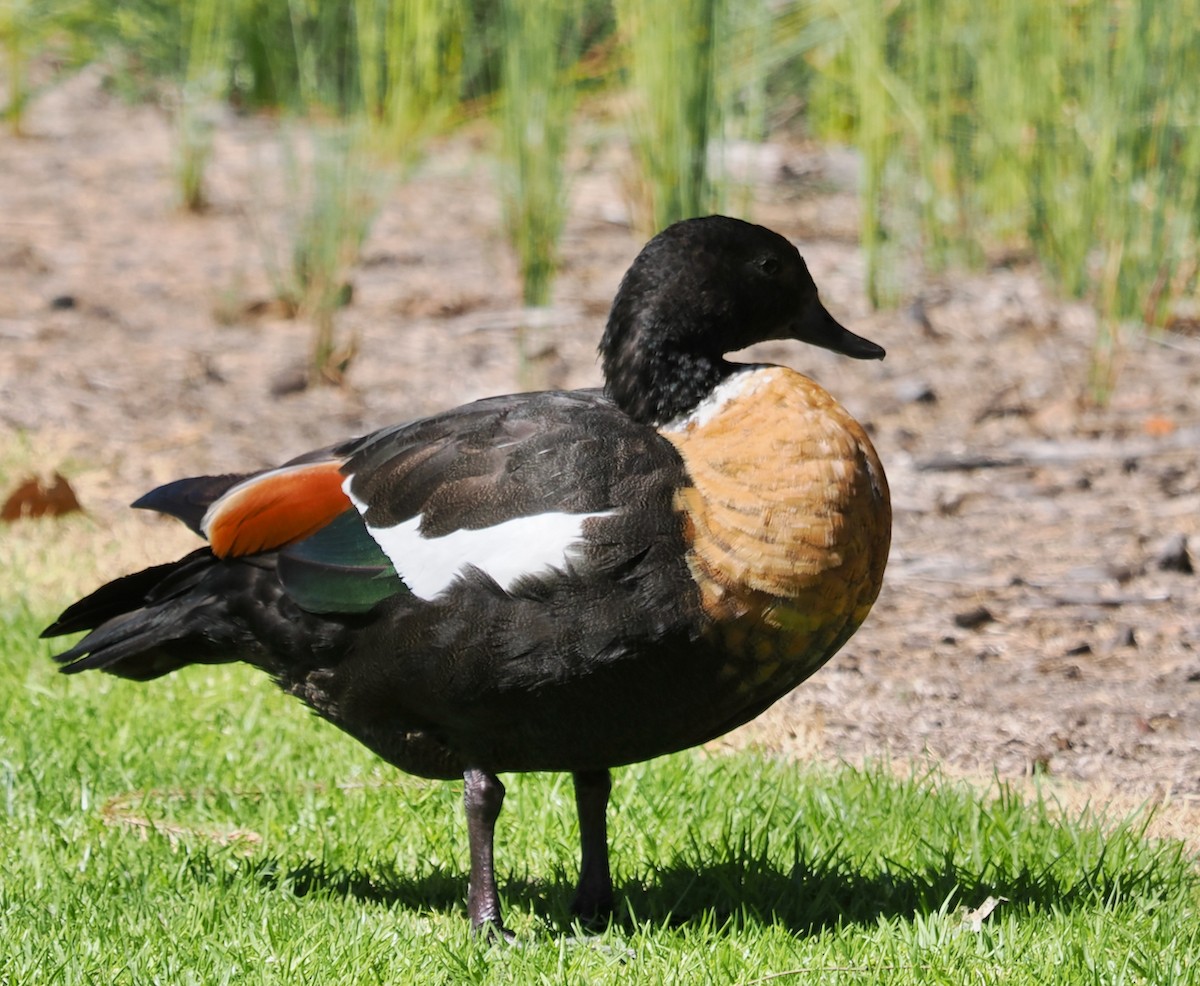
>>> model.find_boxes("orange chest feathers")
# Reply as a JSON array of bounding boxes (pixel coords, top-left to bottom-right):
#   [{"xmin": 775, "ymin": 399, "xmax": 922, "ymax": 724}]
[{"xmin": 660, "ymin": 367, "xmax": 891, "ymax": 689}]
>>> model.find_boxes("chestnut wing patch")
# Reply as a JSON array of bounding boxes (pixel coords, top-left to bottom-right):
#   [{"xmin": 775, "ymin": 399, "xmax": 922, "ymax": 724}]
[{"xmin": 201, "ymin": 460, "xmax": 350, "ymax": 559}]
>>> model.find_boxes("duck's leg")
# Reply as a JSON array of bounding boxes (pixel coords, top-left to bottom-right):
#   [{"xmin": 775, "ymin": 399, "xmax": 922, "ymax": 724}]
[
  {"xmin": 569, "ymin": 768, "xmax": 614, "ymax": 926},
  {"xmin": 463, "ymin": 768, "xmax": 510, "ymax": 936}
]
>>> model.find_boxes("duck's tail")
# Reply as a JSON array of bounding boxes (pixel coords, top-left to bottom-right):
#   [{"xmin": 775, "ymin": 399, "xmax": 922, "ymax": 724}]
[{"xmin": 42, "ymin": 548, "xmax": 283, "ymax": 681}]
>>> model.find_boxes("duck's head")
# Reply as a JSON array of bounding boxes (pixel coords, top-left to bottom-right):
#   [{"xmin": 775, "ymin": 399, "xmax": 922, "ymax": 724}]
[{"xmin": 600, "ymin": 215, "xmax": 884, "ymax": 425}]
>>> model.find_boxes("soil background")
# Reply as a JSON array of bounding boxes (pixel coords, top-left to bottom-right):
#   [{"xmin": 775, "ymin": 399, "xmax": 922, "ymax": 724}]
[{"xmin": 3, "ymin": 68, "xmax": 1199, "ymax": 840}]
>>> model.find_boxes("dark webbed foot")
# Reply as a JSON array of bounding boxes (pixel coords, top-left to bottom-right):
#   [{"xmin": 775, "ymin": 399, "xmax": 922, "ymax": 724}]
[
  {"xmin": 569, "ymin": 769, "xmax": 614, "ymax": 928},
  {"xmin": 463, "ymin": 768, "xmax": 514, "ymax": 938}
]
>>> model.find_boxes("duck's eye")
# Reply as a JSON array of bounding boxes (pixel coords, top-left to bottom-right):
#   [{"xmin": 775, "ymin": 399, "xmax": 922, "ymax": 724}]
[{"xmin": 756, "ymin": 255, "xmax": 781, "ymax": 277}]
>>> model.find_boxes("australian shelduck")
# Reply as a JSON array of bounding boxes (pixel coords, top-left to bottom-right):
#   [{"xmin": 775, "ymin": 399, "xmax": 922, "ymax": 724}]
[{"xmin": 44, "ymin": 215, "xmax": 891, "ymax": 935}]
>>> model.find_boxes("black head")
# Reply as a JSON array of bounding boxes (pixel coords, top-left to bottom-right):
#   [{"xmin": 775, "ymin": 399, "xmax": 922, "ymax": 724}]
[{"xmin": 600, "ymin": 216, "xmax": 884, "ymax": 425}]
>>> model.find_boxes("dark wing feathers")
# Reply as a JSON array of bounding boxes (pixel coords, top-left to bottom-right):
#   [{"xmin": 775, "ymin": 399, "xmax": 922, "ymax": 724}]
[
  {"xmin": 132, "ymin": 474, "xmax": 249, "ymax": 534},
  {"xmin": 122, "ymin": 390, "xmax": 687, "ymax": 619},
  {"xmin": 284, "ymin": 389, "xmax": 689, "ymax": 612},
  {"xmin": 341, "ymin": 389, "xmax": 677, "ymax": 535}
]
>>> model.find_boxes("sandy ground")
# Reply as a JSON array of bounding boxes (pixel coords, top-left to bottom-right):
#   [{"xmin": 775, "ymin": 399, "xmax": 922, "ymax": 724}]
[{"xmin": 3, "ymin": 67, "xmax": 1199, "ymax": 842}]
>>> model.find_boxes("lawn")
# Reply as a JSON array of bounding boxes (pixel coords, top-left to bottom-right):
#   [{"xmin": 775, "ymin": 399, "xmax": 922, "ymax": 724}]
[{"xmin": 2, "ymin": 568, "xmax": 1198, "ymax": 984}]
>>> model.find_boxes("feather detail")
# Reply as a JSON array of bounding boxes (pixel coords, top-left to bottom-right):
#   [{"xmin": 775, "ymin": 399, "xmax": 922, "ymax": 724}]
[
  {"xmin": 277, "ymin": 509, "xmax": 400, "ymax": 613},
  {"xmin": 132, "ymin": 474, "xmax": 249, "ymax": 533},
  {"xmin": 202, "ymin": 460, "xmax": 350, "ymax": 558}
]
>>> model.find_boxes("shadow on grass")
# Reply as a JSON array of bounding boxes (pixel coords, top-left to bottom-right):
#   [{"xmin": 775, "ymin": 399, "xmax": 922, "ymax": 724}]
[{"xmin": 194, "ymin": 832, "xmax": 1181, "ymax": 936}]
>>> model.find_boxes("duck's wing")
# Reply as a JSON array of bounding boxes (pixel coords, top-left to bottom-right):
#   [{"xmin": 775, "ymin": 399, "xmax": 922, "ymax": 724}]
[
  {"xmin": 134, "ymin": 389, "xmax": 690, "ymax": 616},
  {"xmin": 325, "ymin": 389, "xmax": 691, "ymax": 609}
]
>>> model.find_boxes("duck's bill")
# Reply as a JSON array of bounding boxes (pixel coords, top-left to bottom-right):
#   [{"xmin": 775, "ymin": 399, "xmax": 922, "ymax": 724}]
[{"xmin": 793, "ymin": 298, "xmax": 886, "ymax": 360}]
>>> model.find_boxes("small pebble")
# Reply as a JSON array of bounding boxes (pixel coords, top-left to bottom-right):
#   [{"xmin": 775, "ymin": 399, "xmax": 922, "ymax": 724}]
[
  {"xmin": 954, "ymin": 605, "xmax": 994, "ymax": 630},
  {"xmin": 895, "ymin": 378, "xmax": 937, "ymax": 404},
  {"xmin": 1107, "ymin": 626, "xmax": 1137, "ymax": 651},
  {"xmin": 270, "ymin": 366, "xmax": 310, "ymax": 397},
  {"xmin": 1155, "ymin": 534, "xmax": 1193, "ymax": 574}
]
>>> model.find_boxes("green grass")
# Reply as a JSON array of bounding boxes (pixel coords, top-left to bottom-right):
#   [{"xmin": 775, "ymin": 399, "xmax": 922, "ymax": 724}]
[
  {"xmin": 805, "ymin": 0, "xmax": 1200, "ymax": 383},
  {"xmin": 497, "ymin": 0, "xmax": 581, "ymax": 389},
  {"xmin": 353, "ymin": 0, "xmax": 466, "ymax": 154},
  {"xmin": 169, "ymin": 0, "xmax": 228, "ymax": 212},
  {"xmin": 0, "ymin": 0, "xmax": 36, "ymax": 133},
  {"xmin": 616, "ymin": 0, "xmax": 724, "ymax": 232},
  {"xmin": 498, "ymin": 0, "xmax": 579, "ymax": 309},
  {"xmin": 3, "ymin": 598, "xmax": 1199, "ymax": 984},
  {"xmin": 247, "ymin": 124, "xmax": 384, "ymax": 384}
]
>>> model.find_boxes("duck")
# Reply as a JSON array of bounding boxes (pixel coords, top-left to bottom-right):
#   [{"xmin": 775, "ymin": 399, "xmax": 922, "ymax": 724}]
[{"xmin": 43, "ymin": 215, "xmax": 891, "ymax": 935}]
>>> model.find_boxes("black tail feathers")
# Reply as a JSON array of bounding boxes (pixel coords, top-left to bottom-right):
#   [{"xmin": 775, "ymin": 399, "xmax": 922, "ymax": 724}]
[{"xmin": 42, "ymin": 548, "xmax": 231, "ymax": 681}]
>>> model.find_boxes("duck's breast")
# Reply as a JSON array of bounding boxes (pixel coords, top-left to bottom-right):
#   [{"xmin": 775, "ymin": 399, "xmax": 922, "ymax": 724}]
[{"xmin": 660, "ymin": 366, "xmax": 891, "ymax": 695}]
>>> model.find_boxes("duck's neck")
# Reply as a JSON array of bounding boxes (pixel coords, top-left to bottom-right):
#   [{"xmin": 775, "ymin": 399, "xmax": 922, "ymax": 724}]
[{"xmin": 602, "ymin": 342, "xmax": 733, "ymax": 428}]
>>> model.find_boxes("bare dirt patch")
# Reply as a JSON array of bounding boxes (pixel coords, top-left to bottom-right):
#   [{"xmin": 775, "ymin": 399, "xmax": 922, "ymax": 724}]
[{"xmin": 4, "ymin": 69, "xmax": 1199, "ymax": 831}]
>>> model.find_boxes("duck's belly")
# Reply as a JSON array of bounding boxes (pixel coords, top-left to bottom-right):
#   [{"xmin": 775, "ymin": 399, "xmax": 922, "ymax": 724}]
[{"xmin": 320, "ymin": 630, "xmax": 814, "ymax": 778}]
